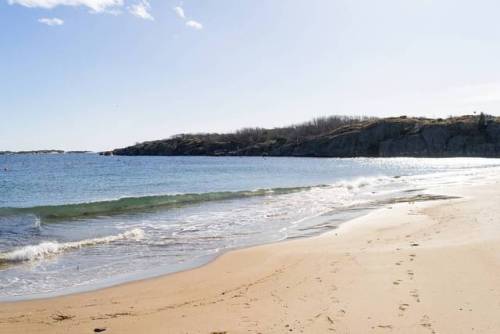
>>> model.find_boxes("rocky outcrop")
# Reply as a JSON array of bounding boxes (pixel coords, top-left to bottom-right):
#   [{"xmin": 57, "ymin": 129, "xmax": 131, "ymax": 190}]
[{"xmin": 111, "ymin": 115, "xmax": 500, "ymax": 157}]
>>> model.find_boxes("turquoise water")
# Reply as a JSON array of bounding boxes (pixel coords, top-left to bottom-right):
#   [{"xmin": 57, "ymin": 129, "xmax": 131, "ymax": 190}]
[{"xmin": 1, "ymin": 154, "xmax": 499, "ymax": 300}]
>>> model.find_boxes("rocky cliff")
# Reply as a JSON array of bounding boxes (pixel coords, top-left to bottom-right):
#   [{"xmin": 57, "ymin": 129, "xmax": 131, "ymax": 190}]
[{"xmin": 111, "ymin": 115, "xmax": 500, "ymax": 157}]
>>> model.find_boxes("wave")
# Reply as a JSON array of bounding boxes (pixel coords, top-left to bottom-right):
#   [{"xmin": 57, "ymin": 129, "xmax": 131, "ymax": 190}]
[
  {"xmin": 0, "ymin": 228, "xmax": 144, "ymax": 264},
  {"xmin": 0, "ymin": 186, "xmax": 317, "ymax": 221}
]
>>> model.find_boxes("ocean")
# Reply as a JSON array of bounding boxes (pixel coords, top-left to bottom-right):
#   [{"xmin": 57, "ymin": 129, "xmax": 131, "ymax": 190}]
[{"xmin": 1, "ymin": 154, "xmax": 499, "ymax": 300}]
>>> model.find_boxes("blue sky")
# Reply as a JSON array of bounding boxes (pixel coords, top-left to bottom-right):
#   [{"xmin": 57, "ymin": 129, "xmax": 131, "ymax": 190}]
[{"xmin": 1, "ymin": 0, "xmax": 500, "ymax": 151}]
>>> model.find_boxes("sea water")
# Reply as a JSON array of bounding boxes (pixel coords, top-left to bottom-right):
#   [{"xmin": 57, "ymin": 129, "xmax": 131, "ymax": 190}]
[{"xmin": 0, "ymin": 154, "xmax": 499, "ymax": 300}]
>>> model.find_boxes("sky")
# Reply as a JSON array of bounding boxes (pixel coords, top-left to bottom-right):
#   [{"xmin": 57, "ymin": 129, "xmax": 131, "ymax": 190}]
[{"xmin": 1, "ymin": 0, "xmax": 500, "ymax": 151}]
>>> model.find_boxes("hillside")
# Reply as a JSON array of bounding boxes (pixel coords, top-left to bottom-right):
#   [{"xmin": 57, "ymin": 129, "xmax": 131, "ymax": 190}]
[{"xmin": 110, "ymin": 114, "xmax": 500, "ymax": 157}]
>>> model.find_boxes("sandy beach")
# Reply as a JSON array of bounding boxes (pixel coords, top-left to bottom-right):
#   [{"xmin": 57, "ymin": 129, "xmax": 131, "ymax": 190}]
[{"xmin": 1, "ymin": 180, "xmax": 500, "ymax": 333}]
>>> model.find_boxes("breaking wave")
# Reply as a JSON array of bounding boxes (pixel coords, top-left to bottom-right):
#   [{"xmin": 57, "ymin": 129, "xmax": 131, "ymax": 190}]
[
  {"xmin": 0, "ymin": 187, "xmax": 317, "ymax": 221},
  {"xmin": 0, "ymin": 228, "xmax": 144, "ymax": 264},
  {"xmin": 0, "ymin": 177, "xmax": 395, "ymax": 223}
]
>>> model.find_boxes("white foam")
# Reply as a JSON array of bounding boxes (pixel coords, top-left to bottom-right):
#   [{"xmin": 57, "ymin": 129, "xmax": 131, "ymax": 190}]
[
  {"xmin": 0, "ymin": 228, "xmax": 144, "ymax": 263},
  {"xmin": 335, "ymin": 175, "xmax": 393, "ymax": 191}
]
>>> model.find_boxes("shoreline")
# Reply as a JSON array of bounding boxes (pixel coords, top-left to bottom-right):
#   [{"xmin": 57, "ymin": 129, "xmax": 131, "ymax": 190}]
[
  {"xmin": 2, "ymin": 180, "xmax": 500, "ymax": 333},
  {"xmin": 0, "ymin": 201, "xmax": 376, "ymax": 303},
  {"xmin": 0, "ymin": 192, "xmax": 445, "ymax": 303}
]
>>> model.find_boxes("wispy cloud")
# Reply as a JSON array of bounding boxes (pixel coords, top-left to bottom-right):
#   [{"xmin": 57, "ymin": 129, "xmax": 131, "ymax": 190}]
[
  {"xmin": 173, "ymin": 4, "xmax": 203, "ymax": 30},
  {"xmin": 185, "ymin": 20, "xmax": 202, "ymax": 30},
  {"xmin": 11, "ymin": 0, "xmax": 203, "ymax": 24},
  {"xmin": 173, "ymin": 5, "xmax": 185, "ymax": 19},
  {"xmin": 38, "ymin": 17, "xmax": 64, "ymax": 25},
  {"xmin": 128, "ymin": 0, "xmax": 153, "ymax": 20},
  {"xmin": 8, "ymin": 0, "xmax": 123, "ymax": 13}
]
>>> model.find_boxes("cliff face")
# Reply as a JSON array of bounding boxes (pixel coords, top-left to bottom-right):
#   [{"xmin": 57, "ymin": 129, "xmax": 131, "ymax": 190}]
[{"xmin": 111, "ymin": 115, "xmax": 500, "ymax": 157}]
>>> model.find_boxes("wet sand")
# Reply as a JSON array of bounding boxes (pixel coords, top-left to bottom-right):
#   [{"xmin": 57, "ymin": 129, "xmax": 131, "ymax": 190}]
[{"xmin": 1, "ymin": 181, "xmax": 500, "ymax": 333}]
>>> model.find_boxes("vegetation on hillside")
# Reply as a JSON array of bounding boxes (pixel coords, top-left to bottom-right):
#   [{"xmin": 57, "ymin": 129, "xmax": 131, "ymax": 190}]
[{"xmin": 111, "ymin": 114, "xmax": 500, "ymax": 157}]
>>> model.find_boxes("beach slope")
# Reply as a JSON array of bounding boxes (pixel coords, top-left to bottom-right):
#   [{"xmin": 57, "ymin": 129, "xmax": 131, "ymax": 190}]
[{"xmin": 1, "ymin": 181, "xmax": 500, "ymax": 333}]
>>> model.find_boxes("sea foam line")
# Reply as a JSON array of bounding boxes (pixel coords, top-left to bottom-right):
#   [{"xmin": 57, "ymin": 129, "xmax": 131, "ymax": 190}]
[{"xmin": 0, "ymin": 228, "xmax": 144, "ymax": 264}]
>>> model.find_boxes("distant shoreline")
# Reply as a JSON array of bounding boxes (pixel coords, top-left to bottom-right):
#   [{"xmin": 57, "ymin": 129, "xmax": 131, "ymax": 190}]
[{"xmin": 0, "ymin": 150, "xmax": 92, "ymax": 155}]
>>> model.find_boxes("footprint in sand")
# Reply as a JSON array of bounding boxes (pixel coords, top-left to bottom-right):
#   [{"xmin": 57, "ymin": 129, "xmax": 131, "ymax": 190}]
[
  {"xmin": 330, "ymin": 296, "xmax": 340, "ymax": 303},
  {"xmin": 398, "ymin": 303, "xmax": 410, "ymax": 317},
  {"xmin": 377, "ymin": 324, "xmax": 393, "ymax": 330},
  {"xmin": 407, "ymin": 270, "xmax": 414, "ymax": 280},
  {"xmin": 399, "ymin": 303, "xmax": 409, "ymax": 311},
  {"xmin": 410, "ymin": 289, "xmax": 421, "ymax": 303},
  {"xmin": 420, "ymin": 315, "xmax": 436, "ymax": 334},
  {"xmin": 51, "ymin": 313, "xmax": 75, "ymax": 322}
]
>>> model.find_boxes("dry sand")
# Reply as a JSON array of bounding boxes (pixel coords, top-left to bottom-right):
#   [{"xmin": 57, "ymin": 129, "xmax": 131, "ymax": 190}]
[{"xmin": 1, "ymin": 181, "xmax": 500, "ymax": 333}]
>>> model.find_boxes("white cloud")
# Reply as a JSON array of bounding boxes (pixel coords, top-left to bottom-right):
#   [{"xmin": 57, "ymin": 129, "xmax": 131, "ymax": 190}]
[
  {"xmin": 38, "ymin": 17, "xmax": 64, "ymax": 25},
  {"xmin": 173, "ymin": 5, "xmax": 203, "ymax": 31},
  {"xmin": 128, "ymin": 0, "xmax": 153, "ymax": 20},
  {"xmin": 186, "ymin": 20, "xmax": 202, "ymax": 30},
  {"xmin": 173, "ymin": 5, "xmax": 185, "ymax": 19},
  {"xmin": 8, "ymin": 0, "xmax": 123, "ymax": 13}
]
